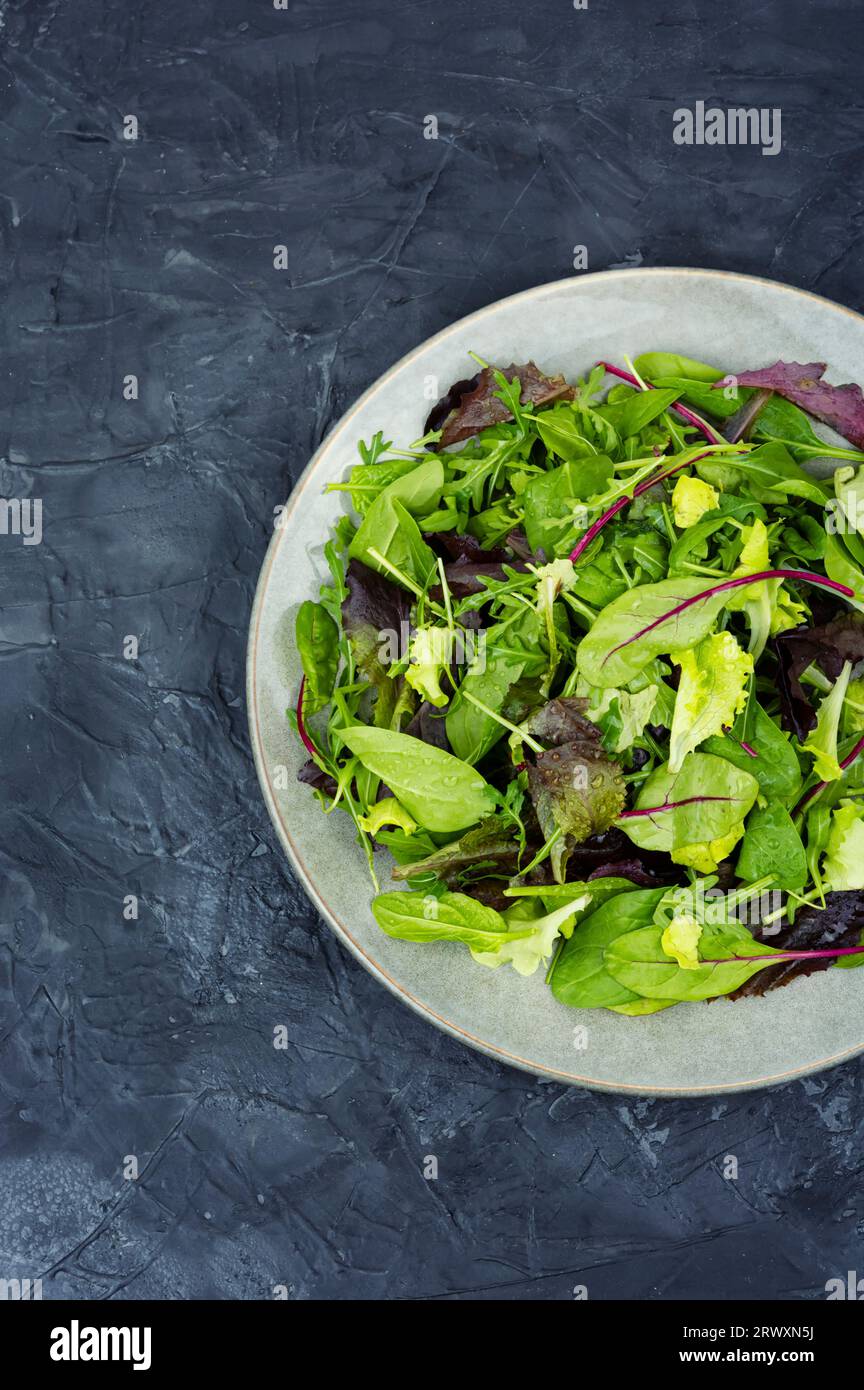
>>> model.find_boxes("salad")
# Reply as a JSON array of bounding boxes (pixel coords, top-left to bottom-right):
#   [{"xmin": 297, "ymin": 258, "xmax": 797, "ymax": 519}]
[{"xmin": 290, "ymin": 350, "xmax": 864, "ymax": 1018}]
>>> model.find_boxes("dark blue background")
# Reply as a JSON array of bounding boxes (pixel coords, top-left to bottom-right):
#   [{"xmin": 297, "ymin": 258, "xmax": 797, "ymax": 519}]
[{"xmin": 1, "ymin": 0, "xmax": 862, "ymax": 1301}]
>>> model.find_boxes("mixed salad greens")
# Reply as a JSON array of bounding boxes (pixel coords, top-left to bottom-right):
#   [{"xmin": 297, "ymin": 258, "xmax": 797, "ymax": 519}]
[{"xmin": 291, "ymin": 350, "xmax": 864, "ymax": 1017}]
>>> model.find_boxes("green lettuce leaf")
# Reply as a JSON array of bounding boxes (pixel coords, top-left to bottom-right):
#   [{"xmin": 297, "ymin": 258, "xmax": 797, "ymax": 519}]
[
  {"xmin": 668, "ymin": 632, "xmax": 753, "ymax": 772},
  {"xmin": 822, "ymin": 803, "xmax": 864, "ymax": 891},
  {"xmin": 405, "ymin": 626, "xmax": 451, "ymax": 708},
  {"xmin": 671, "ymin": 475, "xmax": 719, "ymax": 528}
]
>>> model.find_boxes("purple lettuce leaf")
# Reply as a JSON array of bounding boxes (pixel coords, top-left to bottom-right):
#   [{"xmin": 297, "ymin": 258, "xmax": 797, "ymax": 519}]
[
  {"xmin": 341, "ymin": 558, "xmax": 410, "ymax": 683},
  {"xmin": 405, "ymin": 699, "xmax": 452, "ymax": 752},
  {"xmin": 525, "ymin": 710, "xmax": 627, "ymax": 883},
  {"xmin": 721, "ymin": 361, "xmax": 864, "ymax": 450},
  {"xmin": 524, "ymin": 696, "xmax": 599, "ymax": 747},
  {"xmin": 391, "ymin": 817, "xmax": 520, "ymax": 885},
  {"xmin": 427, "ymin": 362, "xmax": 576, "ymax": 449}
]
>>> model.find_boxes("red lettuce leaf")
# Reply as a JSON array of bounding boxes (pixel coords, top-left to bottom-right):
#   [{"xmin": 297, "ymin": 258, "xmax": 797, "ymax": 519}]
[
  {"xmin": 720, "ymin": 361, "xmax": 864, "ymax": 450},
  {"xmin": 341, "ymin": 559, "xmax": 410, "ymax": 682},
  {"xmin": 391, "ymin": 817, "xmax": 519, "ymax": 884},
  {"xmin": 525, "ymin": 702, "xmax": 627, "ymax": 882},
  {"xmin": 405, "ymin": 700, "xmax": 452, "ymax": 752},
  {"xmin": 428, "ymin": 362, "xmax": 575, "ymax": 449}
]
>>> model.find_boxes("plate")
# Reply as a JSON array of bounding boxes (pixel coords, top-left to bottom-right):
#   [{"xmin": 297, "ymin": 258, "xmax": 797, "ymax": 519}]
[{"xmin": 248, "ymin": 268, "xmax": 864, "ymax": 1095}]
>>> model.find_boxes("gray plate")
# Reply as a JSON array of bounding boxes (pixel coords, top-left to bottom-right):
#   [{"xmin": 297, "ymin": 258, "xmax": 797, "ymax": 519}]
[{"xmin": 247, "ymin": 267, "xmax": 864, "ymax": 1095}]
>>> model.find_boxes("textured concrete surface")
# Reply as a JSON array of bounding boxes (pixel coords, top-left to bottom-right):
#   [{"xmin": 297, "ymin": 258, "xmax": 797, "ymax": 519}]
[{"xmin": 1, "ymin": 0, "xmax": 863, "ymax": 1301}]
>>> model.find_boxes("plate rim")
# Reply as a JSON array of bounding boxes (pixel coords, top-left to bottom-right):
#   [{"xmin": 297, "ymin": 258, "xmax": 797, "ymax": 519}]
[{"xmin": 247, "ymin": 265, "xmax": 864, "ymax": 1095}]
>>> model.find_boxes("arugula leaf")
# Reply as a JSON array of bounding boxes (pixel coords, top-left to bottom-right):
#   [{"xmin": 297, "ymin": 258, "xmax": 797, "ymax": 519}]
[{"xmin": 339, "ymin": 726, "xmax": 498, "ymax": 832}]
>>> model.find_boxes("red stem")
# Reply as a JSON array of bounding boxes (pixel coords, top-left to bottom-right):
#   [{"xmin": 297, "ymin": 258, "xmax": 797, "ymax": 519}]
[
  {"xmin": 793, "ymin": 732, "xmax": 864, "ymax": 816},
  {"xmin": 295, "ymin": 676, "xmax": 319, "ymax": 759},
  {"xmin": 569, "ymin": 445, "xmax": 750, "ymax": 562},
  {"xmin": 705, "ymin": 944, "xmax": 864, "ymax": 965},
  {"xmin": 619, "ymin": 795, "xmax": 739, "ymax": 820},
  {"xmin": 597, "ymin": 360, "xmax": 724, "ymax": 445}
]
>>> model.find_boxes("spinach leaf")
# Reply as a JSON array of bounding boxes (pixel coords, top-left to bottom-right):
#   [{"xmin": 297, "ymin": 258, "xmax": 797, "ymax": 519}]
[
  {"xmin": 609, "ymin": 997, "xmax": 678, "ymax": 1015},
  {"xmin": 372, "ymin": 884, "xmax": 594, "ymax": 978},
  {"xmin": 339, "ymin": 726, "xmax": 498, "ymax": 832},
  {"xmin": 334, "ymin": 456, "xmax": 421, "ymax": 515},
  {"xmin": 296, "ymin": 600, "xmax": 340, "ymax": 715},
  {"xmin": 735, "ymin": 801, "xmax": 808, "ymax": 891},
  {"xmin": 649, "ymin": 376, "xmax": 744, "ymax": 419},
  {"xmin": 597, "ymin": 387, "xmax": 680, "ymax": 437},
  {"xmin": 349, "ymin": 494, "xmax": 438, "ymax": 590},
  {"xmin": 632, "ymin": 352, "xmax": 724, "ymax": 383},
  {"xmin": 701, "ymin": 702, "xmax": 802, "ymax": 801},
  {"xmin": 550, "ymin": 887, "xmax": 667, "ymax": 1009},
  {"xmin": 372, "ymin": 890, "xmax": 519, "ymax": 948}
]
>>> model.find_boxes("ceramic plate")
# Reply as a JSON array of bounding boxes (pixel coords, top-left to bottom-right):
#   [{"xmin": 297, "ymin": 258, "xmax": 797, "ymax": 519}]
[{"xmin": 248, "ymin": 268, "xmax": 864, "ymax": 1095}]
